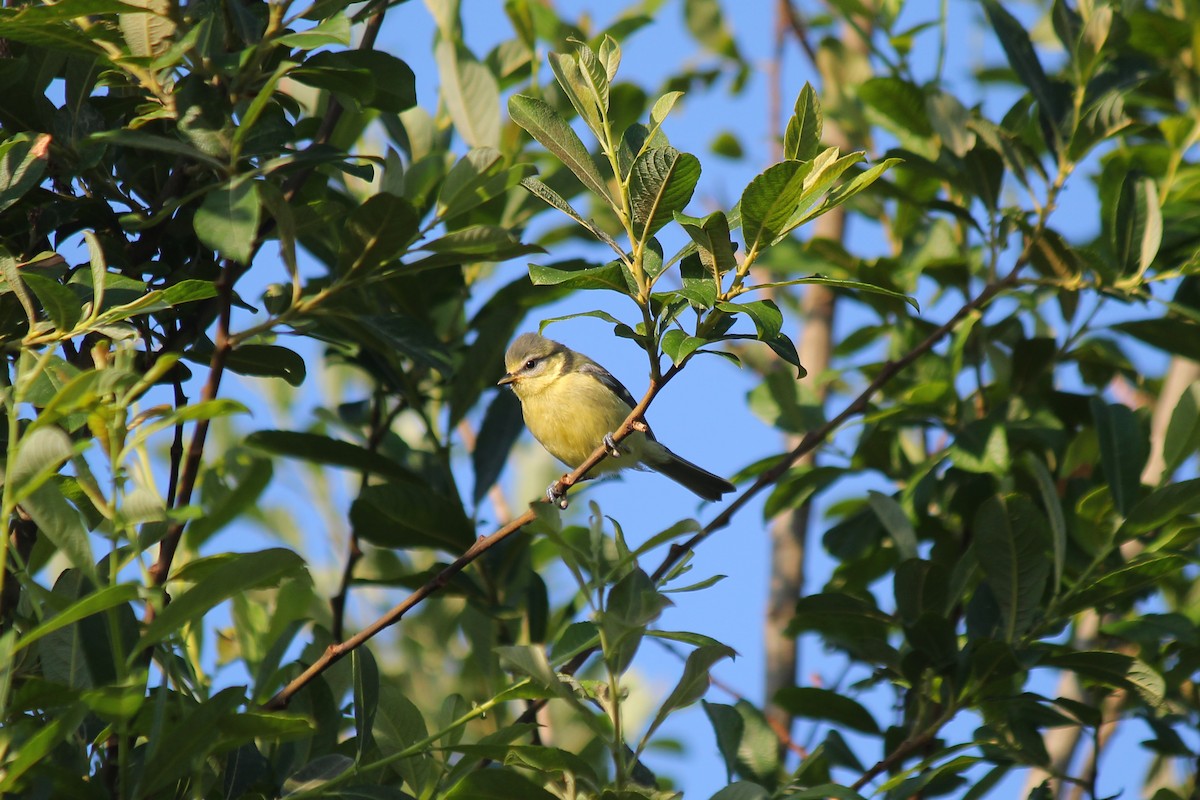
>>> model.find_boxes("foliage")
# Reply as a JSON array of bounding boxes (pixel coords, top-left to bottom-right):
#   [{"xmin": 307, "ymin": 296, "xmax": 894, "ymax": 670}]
[{"xmin": 0, "ymin": 0, "xmax": 1197, "ymax": 799}]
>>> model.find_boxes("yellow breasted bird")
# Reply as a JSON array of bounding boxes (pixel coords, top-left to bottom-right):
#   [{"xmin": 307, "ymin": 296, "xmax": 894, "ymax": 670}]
[{"xmin": 498, "ymin": 332, "xmax": 735, "ymax": 502}]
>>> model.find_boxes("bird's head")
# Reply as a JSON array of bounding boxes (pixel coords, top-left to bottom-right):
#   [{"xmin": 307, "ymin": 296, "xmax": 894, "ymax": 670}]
[{"xmin": 498, "ymin": 332, "xmax": 567, "ymax": 396}]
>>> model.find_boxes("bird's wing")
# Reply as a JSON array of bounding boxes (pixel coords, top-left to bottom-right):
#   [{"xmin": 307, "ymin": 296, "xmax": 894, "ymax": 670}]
[{"xmin": 578, "ymin": 361, "xmax": 639, "ymax": 409}]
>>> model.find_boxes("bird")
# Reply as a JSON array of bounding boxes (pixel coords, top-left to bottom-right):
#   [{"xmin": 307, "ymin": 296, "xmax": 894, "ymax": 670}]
[{"xmin": 497, "ymin": 332, "xmax": 735, "ymax": 504}]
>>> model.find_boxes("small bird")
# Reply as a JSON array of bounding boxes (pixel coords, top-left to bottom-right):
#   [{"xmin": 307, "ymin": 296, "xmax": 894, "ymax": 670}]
[{"xmin": 497, "ymin": 332, "xmax": 735, "ymax": 503}]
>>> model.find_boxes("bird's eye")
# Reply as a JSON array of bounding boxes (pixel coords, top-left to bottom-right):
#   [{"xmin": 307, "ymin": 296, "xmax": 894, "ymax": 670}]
[{"xmin": 524, "ymin": 358, "xmax": 538, "ymax": 370}]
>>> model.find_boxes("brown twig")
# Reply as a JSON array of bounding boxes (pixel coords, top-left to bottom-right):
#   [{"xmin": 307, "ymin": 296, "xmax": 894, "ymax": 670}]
[{"xmin": 147, "ymin": 263, "xmax": 236, "ymax": 589}]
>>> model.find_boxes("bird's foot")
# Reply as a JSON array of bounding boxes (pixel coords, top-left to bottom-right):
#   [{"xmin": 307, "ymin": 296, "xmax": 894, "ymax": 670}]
[
  {"xmin": 546, "ymin": 479, "xmax": 570, "ymax": 509},
  {"xmin": 603, "ymin": 432, "xmax": 623, "ymax": 458}
]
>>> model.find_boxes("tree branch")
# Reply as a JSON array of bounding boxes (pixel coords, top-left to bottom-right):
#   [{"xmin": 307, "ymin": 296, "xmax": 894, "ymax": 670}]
[{"xmin": 263, "ymin": 374, "xmax": 672, "ymax": 709}]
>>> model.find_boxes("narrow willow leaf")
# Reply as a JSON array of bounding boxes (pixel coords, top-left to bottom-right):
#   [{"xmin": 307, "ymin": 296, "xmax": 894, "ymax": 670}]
[
  {"xmin": 1018, "ymin": 453, "xmax": 1066, "ymax": 592},
  {"xmin": 1111, "ymin": 173, "xmax": 1162, "ymax": 279},
  {"xmin": 773, "ymin": 686, "xmax": 881, "ymax": 735},
  {"xmin": 141, "ymin": 550, "xmax": 306, "ymax": 647},
  {"xmin": 548, "ymin": 50, "xmax": 604, "ymax": 139},
  {"xmin": 14, "ymin": 584, "xmax": 139, "ymax": 653},
  {"xmin": 982, "ymin": 0, "xmax": 1063, "ymax": 148},
  {"xmin": 518, "ymin": 177, "xmax": 621, "ymax": 251},
  {"xmin": 750, "ymin": 274, "xmax": 918, "ymax": 311},
  {"xmin": 858, "ymin": 76, "xmax": 933, "ymax": 137},
  {"xmin": 435, "ymin": 38, "xmax": 500, "ymax": 149},
  {"xmin": 1090, "ymin": 397, "xmax": 1146, "ymax": 516},
  {"xmin": 784, "ymin": 83, "xmax": 822, "ymax": 161},
  {"xmin": 974, "ymin": 495, "xmax": 1050, "ymax": 642},
  {"xmin": 629, "ymin": 146, "xmax": 701, "ymax": 242},
  {"xmin": 642, "ymin": 644, "xmax": 736, "ymax": 745},
  {"xmin": 867, "ymin": 491, "xmax": 917, "ymax": 561},
  {"xmin": 509, "ymin": 95, "xmax": 613, "ymax": 204}
]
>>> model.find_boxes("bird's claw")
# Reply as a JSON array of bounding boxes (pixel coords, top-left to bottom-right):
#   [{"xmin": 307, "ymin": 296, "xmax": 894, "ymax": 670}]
[
  {"xmin": 546, "ymin": 480, "xmax": 569, "ymax": 509},
  {"xmin": 603, "ymin": 432, "xmax": 622, "ymax": 458}
]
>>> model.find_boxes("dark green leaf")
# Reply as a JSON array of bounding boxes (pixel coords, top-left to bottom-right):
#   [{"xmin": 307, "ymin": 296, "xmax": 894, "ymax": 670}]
[
  {"xmin": 1090, "ymin": 397, "xmax": 1146, "ymax": 516},
  {"xmin": 220, "ymin": 344, "xmax": 306, "ymax": 386},
  {"xmin": 1112, "ymin": 319, "xmax": 1200, "ymax": 363},
  {"xmin": 643, "ymin": 643, "xmax": 736, "ymax": 742},
  {"xmin": 529, "ymin": 259, "xmax": 634, "ymax": 294},
  {"xmin": 292, "ymin": 50, "xmax": 416, "ymax": 113},
  {"xmin": 20, "ymin": 273, "xmax": 82, "ymax": 331},
  {"xmin": 341, "ymin": 193, "xmax": 420, "ymax": 273},
  {"xmin": 509, "ymin": 94, "xmax": 613, "ymax": 203},
  {"xmin": 350, "ymin": 482, "xmax": 474, "ymax": 553},
  {"xmin": 141, "ymin": 550, "xmax": 305, "ymax": 647},
  {"xmin": 245, "ymin": 430, "xmax": 421, "ymax": 484},
  {"xmin": 1111, "ymin": 173, "xmax": 1162, "ymax": 277},
  {"xmin": 773, "ymin": 687, "xmax": 880, "ymax": 735},
  {"xmin": 472, "ymin": 389, "xmax": 524, "ymax": 505},
  {"xmin": 859, "ymin": 76, "xmax": 932, "ymax": 137},
  {"xmin": 194, "ymin": 178, "xmax": 261, "ymax": 265},
  {"xmin": 444, "ymin": 769, "xmax": 558, "ymax": 800},
  {"xmin": 974, "ymin": 495, "xmax": 1050, "ymax": 641}
]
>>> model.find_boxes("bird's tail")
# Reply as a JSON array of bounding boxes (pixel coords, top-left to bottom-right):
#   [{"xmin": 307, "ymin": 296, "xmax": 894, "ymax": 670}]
[{"xmin": 647, "ymin": 444, "xmax": 735, "ymax": 501}]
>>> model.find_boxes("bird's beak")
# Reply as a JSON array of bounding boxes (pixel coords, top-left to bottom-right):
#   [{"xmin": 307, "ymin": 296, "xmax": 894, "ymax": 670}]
[{"xmin": 497, "ymin": 373, "xmax": 516, "ymax": 386}]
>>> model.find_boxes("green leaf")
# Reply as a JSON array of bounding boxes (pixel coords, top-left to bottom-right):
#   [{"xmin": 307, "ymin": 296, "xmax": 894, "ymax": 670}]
[
  {"xmin": 445, "ymin": 769, "xmax": 558, "ymax": 800},
  {"xmin": 20, "ymin": 273, "xmax": 82, "ymax": 331},
  {"xmin": 661, "ymin": 329, "xmax": 707, "ymax": 365},
  {"xmin": 292, "ymin": 50, "xmax": 416, "ymax": 113},
  {"xmin": 88, "ymin": 129, "xmax": 226, "ymax": 170},
  {"xmin": 1018, "ymin": 453, "xmax": 1066, "ymax": 592},
  {"xmin": 716, "ymin": 299, "xmax": 783, "ymax": 340},
  {"xmin": 518, "ymin": 176, "xmax": 622, "ymax": 251},
  {"xmin": 350, "ymin": 482, "xmax": 474, "ymax": 553},
  {"xmin": 974, "ymin": 495, "xmax": 1050, "ymax": 641},
  {"xmin": 1112, "ymin": 173, "xmax": 1162, "ymax": 278},
  {"xmin": 1120, "ymin": 478, "xmax": 1200, "ymax": 536},
  {"xmin": 341, "ymin": 193, "xmax": 420, "ymax": 273},
  {"xmin": 1161, "ymin": 381, "xmax": 1200, "ymax": 478},
  {"xmin": 867, "ymin": 491, "xmax": 917, "ymax": 561},
  {"xmin": 643, "ymin": 644, "xmax": 736, "ymax": 744},
  {"xmin": 739, "ymin": 161, "xmax": 809, "ymax": 253},
  {"xmin": 509, "ymin": 94, "xmax": 613, "ymax": 203},
  {"xmin": 0, "ymin": 132, "xmax": 51, "ymax": 213},
  {"xmin": 702, "ymin": 700, "xmax": 778, "ymax": 786},
  {"xmin": 629, "ymin": 146, "xmax": 701, "ymax": 243},
  {"xmin": 602, "ymin": 568, "xmax": 671, "ymax": 673},
  {"xmin": 245, "ymin": 430, "xmax": 421, "ymax": 484},
  {"xmin": 684, "ymin": 0, "xmax": 741, "ymax": 60},
  {"xmin": 437, "ymin": 147, "xmax": 504, "ymax": 218},
  {"xmin": 119, "ymin": 0, "xmax": 175, "ymax": 58},
  {"xmin": 784, "ymin": 83, "xmax": 822, "ymax": 161},
  {"xmin": 436, "ymin": 39, "xmax": 500, "ymax": 149},
  {"xmin": 674, "ymin": 210, "xmax": 737, "ymax": 278},
  {"xmin": 472, "ymin": 389, "xmax": 524, "ymax": 505},
  {"xmin": 529, "ymin": 259, "xmax": 634, "ymax": 294},
  {"xmin": 1112, "ymin": 318, "xmax": 1200, "ymax": 363},
  {"xmin": 548, "ymin": 50, "xmax": 605, "ymax": 139},
  {"xmin": 221, "ymin": 344, "xmax": 306, "ymax": 386},
  {"xmin": 281, "ymin": 755, "xmax": 354, "ymax": 795},
  {"xmin": 982, "ymin": 0, "xmax": 1064, "ymax": 147},
  {"xmin": 772, "ymin": 687, "xmax": 880, "ymax": 735},
  {"xmin": 14, "ymin": 584, "xmax": 138, "ymax": 654},
  {"xmin": 859, "ymin": 76, "xmax": 932, "ymax": 137},
  {"xmin": 140, "ymin": 549, "xmax": 306, "ymax": 648},
  {"xmin": 1090, "ymin": 397, "xmax": 1146, "ymax": 516},
  {"xmin": 194, "ymin": 178, "xmax": 261, "ymax": 265}
]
